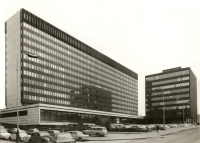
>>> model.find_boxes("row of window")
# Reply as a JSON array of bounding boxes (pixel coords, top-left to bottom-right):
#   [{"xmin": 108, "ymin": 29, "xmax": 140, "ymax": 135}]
[
  {"xmin": 23, "ymin": 69, "xmax": 136, "ymax": 104},
  {"xmin": 40, "ymin": 109, "xmax": 118, "ymax": 123},
  {"xmin": 151, "ymin": 88, "xmax": 189, "ymax": 96},
  {"xmin": 152, "ymin": 77, "xmax": 189, "ymax": 86},
  {"xmin": 23, "ymin": 41, "xmax": 136, "ymax": 93},
  {"xmin": 23, "ymin": 54, "xmax": 137, "ymax": 104},
  {"xmin": 23, "ymin": 56, "xmax": 137, "ymax": 96},
  {"xmin": 23, "ymin": 23, "xmax": 137, "ymax": 87},
  {"xmin": 24, "ymin": 94, "xmax": 71, "ymax": 105},
  {"xmin": 151, "ymin": 99, "xmax": 189, "ymax": 106},
  {"xmin": 0, "ymin": 111, "xmax": 28, "ymax": 118},
  {"xmin": 146, "ymin": 105, "xmax": 190, "ymax": 111},
  {"xmin": 23, "ymin": 87, "xmax": 136, "ymax": 113},
  {"xmin": 150, "ymin": 94, "xmax": 189, "ymax": 101},
  {"xmin": 23, "ymin": 43, "xmax": 133, "ymax": 94},
  {"xmin": 152, "ymin": 82, "xmax": 189, "ymax": 91},
  {"xmin": 23, "ymin": 45, "xmax": 137, "ymax": 102},
  {"xmin": 146, "ymin": 70, "xmax": 189, "ymax": 81}
]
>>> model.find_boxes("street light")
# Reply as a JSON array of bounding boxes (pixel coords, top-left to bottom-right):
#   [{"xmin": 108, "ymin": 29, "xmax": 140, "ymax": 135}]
[
  {"xmin": 16, "ymin": 53, "xmax": 39, "ymax": 143},
  {"xmin": 154, "ymin": 88, "xmax": 165, "ymax": 128}
]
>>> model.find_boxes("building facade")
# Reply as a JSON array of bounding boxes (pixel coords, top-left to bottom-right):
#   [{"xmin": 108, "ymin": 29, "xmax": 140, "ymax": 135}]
[
  {"xmin": 1, "ymin": 9, "xmax": 139, "ymax": 127},
  {"xmin": 145, "ymin": 67, "xmax": 197, "ymax": 124},
  {"xmin": 197, "ymin": 114, "xmax": 200, "ymax": 125}
]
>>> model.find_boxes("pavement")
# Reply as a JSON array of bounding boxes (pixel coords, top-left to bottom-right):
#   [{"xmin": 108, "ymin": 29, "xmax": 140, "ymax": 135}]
[{"xmin": 88, "ymin": 125, "xmax": 199, "ymax": 141}]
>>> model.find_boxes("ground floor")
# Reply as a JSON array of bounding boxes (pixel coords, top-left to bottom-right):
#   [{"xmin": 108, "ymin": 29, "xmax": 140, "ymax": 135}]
[
  {"xmin": 146, "ymin": 117, "xmax": 197, "ymax": 124},
  {"xmin": 0, "ymin": 103, "xmax": 143, "ymax": 130}
]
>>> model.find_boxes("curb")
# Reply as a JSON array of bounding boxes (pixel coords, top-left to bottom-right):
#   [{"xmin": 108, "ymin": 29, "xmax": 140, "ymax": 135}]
[{"xmin": 88, "ymin": 137, "xmax": 151, "ymax": 141}]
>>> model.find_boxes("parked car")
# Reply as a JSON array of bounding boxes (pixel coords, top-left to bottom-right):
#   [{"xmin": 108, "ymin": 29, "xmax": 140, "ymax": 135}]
[
  {"xmin": 0, "ymin": 125, "xmax": 5, "ymax": 129},
  {"xmin": 10, "ymin": 130, "xmax": 31, "ymax": 142},
  {"xmin": 67, "ymin": 131, "xmax": 89, "ymax": 141},
  {"xmin": 26, "ymin": 128, "xmax": 39, "ymax": 135},
  {"xmin": 54, "ymin": 132, "xmax": 76, "ymax": 143},
  {"xmin": 28, "ymin": 131, "xmax": 53, "ymax": 143},
  {"xmin": 47, "ymin": 130, "xmax": 60, "ymax": 139},
  {"xmin": 0, "ymin": 128, "xmax": 10, "ymax": 140},
  {"xmin": 83, "ymin": 127, "xmax": 108, "ymax": 137}
]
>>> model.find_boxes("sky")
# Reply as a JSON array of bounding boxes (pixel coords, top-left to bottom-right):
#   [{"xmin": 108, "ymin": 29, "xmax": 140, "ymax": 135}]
[{"xmin": 0, "ymin": 0, "xmax": 200, "ymax": 116}]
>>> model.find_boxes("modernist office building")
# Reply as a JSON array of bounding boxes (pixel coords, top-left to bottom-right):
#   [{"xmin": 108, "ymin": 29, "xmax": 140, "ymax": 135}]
[
  {"xmin": 145, "ymin": 67, "xmax": 197, "ymax": 124},
  {"xmin": 0, "ymin": 9, "xmax": 140, "ymax": 127}
]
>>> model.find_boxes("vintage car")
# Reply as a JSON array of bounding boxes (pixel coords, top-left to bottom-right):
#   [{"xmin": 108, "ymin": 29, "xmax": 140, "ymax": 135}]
[
  {"xmin": 47, "ymin": 130, "xmax": 60, "ymax": 139},
  {"xmin": 54, "ymin": 132, "xmax": 76, "ymax": 143},
  {"xmin": 28, "ymin": 131, "xmax": 54, "ymax": 143},
  {"xmin": 83, "ymin": 127, "xmax": 108, "ymax": 137},
  {"xmin": 26, "ymin": 128, "xmax": 39, "ymax": 135},
  {"xmin": 67, "ymin": 131, "xmax": 89, "ymax": 141},
  {"xmin": 10, "ymin": 130, "xmax": 31, "ymax": 142},
  {"xmin": 0, "ymin": 128, "xmax": 10, "ymax": 140}
]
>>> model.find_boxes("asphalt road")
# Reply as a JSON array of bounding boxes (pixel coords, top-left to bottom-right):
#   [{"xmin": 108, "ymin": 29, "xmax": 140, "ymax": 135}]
[
  {"xmin": 87, "ymin": 126, "xmax": 200, "ymax": 143},
  {"xmin": 129, "ymin": 127, "xmax": 200, "ymax": 143}
]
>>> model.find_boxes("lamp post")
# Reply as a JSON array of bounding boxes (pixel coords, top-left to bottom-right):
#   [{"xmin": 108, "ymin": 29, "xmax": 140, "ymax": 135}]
[
  {"xmin": 16, "ymin": 53, "xmax": 38, "ymax": 143},
  {"xmin": 162, "ymin": 89, "xmax": 165, "ymax": 128}
]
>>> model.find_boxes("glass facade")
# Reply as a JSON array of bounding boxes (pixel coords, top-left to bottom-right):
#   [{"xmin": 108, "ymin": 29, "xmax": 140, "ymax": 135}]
[
  {"xmin": 19, "ymin": 9, "xmax": 138, "ymax": 116},
  {"xmin": 40, "ymin": 109, "xmax": 116, "ymax": 123},
  {"xmin": 145, "ymin": 67, "xmax": 197, "ymax": 124}
]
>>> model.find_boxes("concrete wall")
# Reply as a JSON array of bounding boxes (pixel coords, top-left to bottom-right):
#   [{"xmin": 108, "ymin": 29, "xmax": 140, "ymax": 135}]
[
  {"xmin": 5, "ymin": 10, "xmax": 21, "ymax": 108},
  {"xmin": 0, "ymin": 106, "xmax": 40, "ymax": 125}
]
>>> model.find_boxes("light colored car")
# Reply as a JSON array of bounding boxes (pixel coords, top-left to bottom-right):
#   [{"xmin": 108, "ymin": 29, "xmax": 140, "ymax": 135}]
[
  {"xmin": 10, "ymin": 130, "xmax": 31, "ymax": 142},
  {"xmin": 47, "ymin": 130, "xmax": 60, "ymax": 139},
  {"xmin": 83, "ymin": 127, "xmax": 108, "ymax": 137},
  {"xmin": 67, "ymin": 131, "xmax": 89, "ymax": 141},
  {"xmin": 0, "ymin": 128, "xmax": 10, "ymax": 140},
  {"xmin": 54, "ymin": 132, "xmax": 76, "ymax": 143}
]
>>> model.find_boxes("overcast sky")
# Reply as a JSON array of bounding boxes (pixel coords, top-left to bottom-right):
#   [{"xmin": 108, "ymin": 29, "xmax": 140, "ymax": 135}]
[{"xmin": 0, "ymin": 0, "xmax": 200, "ymax": 116}]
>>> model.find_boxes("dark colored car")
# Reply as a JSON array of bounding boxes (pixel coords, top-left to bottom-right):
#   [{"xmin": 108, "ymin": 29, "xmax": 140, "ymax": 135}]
[
  {"xmin": 54, "ymin": 133, "xmax": 76, "ymax": 143},
  {"xmin": 26, "ymin": 128, "xmax": 39, "ymax": 135},
  {"xmin": 28, "ymin": 131, "xmax": 54, "ymax": 143}
]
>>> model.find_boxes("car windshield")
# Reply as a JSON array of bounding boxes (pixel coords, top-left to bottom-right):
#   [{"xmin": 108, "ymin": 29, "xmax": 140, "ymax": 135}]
[
  {"xmin": 40, "ymin": 132, "xmax": 50, "ymax": 136},
  {"xmin": 56, "ymin": 133, "xmax": 72, "ymax": 139},
  {"xmin": 102, "ymin": 128, "xmax": 107, "ymax": 131},
  {"xmin": 29, "ymin": 129, "xmax": 39, "ymax": 132},
  {"xmin": 76, "ymin": 131, "xmax": 84, "ymax": 135},
  {"xmin": 54, "ymin": 130, "xmax": 60, "ymax": 133}
]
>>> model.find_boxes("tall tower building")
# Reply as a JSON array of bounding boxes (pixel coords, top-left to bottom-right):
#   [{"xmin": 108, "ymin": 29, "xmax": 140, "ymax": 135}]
[
  {"xmin": 145, "ymin": 67, "xmax": 197, "ymax": 124},
  {"xmin": 1, "ymin": 9, "xmax": 140, "ymax": 127}
]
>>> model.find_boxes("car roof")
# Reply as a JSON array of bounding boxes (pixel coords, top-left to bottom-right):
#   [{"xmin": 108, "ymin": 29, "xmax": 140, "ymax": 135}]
[
  {"xmin": 67, "ymin": 131, "xmax": 82, "ymax": 132},
  {"xmin": 91, "ymin": 127, "xmax": 105, "ymax": 128},
  {"xmin": 56, "ymin": 132, "xmax": 71, "ymax": 135}
]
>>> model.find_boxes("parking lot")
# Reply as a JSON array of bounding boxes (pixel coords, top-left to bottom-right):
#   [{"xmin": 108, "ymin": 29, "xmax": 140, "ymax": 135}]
[{"xmin": 1, "ymin": 125, "xmax": 198, "ymax": 143}]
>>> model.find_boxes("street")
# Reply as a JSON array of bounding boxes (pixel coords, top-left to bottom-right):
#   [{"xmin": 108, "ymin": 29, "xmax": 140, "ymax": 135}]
[
  {"xmin": 129, "ymin": 126, "xmax": 200, "ymax": 143},
  {"xmin": 87, "ymin": 126, "xmax": 200, "ymax": 143}
]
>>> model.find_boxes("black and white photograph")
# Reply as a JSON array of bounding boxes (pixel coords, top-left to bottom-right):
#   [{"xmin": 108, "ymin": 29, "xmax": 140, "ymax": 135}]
[{"xmin": 0, "ymin": 0, "xmax": 200, "ymax": 143}]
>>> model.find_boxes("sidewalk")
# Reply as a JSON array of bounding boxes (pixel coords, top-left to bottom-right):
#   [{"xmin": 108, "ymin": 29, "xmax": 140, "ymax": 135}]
[{"xmin": 89, "ymin": 126, "xmax": 199, "ymax": 141}]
